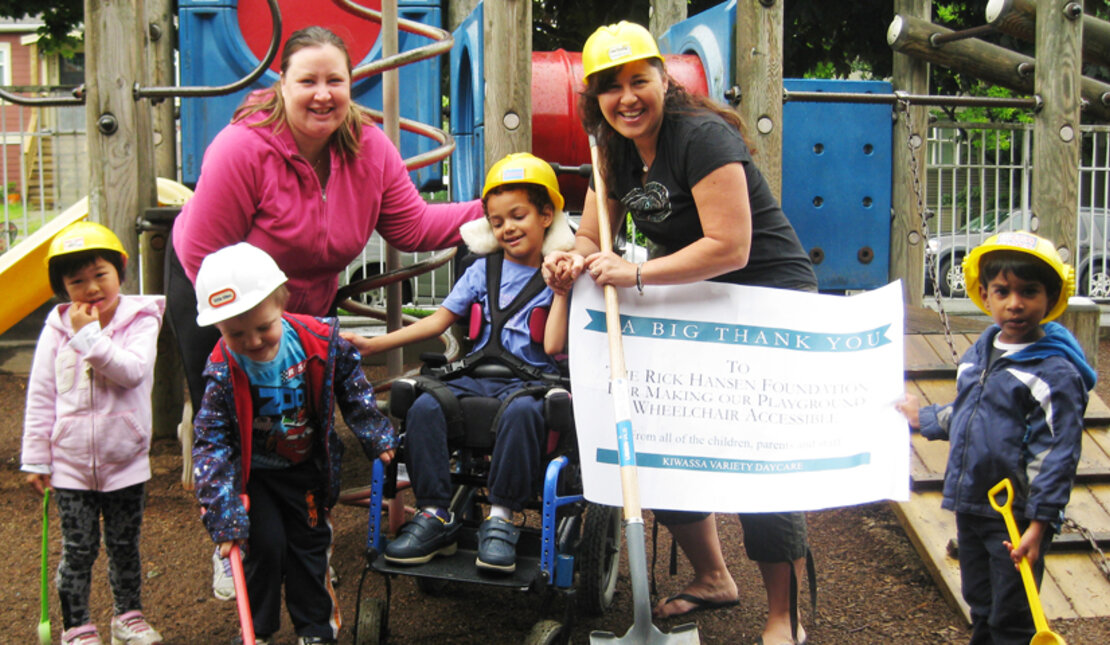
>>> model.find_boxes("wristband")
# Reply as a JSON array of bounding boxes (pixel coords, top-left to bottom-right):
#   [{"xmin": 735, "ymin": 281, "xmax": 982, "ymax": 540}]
[{"xmin": 635, "ymin": 262, "xmax": 645, "ymax": 295}]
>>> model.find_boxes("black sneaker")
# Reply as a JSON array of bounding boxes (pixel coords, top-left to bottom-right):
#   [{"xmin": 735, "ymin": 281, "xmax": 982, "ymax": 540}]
[
  {"xmin": 383, "ymin": 509, "xmax": 460, "ymax": 564},
  {"xmin": 296, "ymin": 637, "xmax": 338, "ymax": 645},
  {"xmin": 476, "ymin": 516, "xmax": 520, "ymax": 573}
]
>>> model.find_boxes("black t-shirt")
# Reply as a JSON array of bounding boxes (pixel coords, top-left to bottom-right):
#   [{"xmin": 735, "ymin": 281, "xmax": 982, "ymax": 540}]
[{"xmin": 610, "ymin": 111, "xmax": 817, "ymax": 290}]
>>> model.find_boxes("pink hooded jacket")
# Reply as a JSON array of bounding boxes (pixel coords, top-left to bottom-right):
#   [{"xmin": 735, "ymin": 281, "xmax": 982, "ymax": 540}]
[
  {"xmin": 21, "ymin": 295, "xmax": 166, "ymax": 492},
  {"xmin": 173, "ymin": 107, "xmax": 483, "ymax": 315}
]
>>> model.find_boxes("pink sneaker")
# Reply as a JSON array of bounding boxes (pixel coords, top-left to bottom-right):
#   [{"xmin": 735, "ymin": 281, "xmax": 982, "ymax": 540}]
[
  {"xmin": 109, "ymin": 611, "xmax": 162, "ymax": 645},
  {"xmin": 61, "ymin": 624, "xmax": 102, "ymax": 645}
]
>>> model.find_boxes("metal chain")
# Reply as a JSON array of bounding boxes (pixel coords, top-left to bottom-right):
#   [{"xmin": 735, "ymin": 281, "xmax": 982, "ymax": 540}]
[
  {"xmin": 1062, "ymin": 517, "xmax": 1110, "ymax": 584},
  {"xmin": 897, "ymin": 96, "xmax": 960, "ymax": 365}
]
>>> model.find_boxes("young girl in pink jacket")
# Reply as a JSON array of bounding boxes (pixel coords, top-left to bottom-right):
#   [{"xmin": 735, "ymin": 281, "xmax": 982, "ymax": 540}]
[{"xmin": 21, "ymin": 222, "xmax": 165, "ymax": 645}]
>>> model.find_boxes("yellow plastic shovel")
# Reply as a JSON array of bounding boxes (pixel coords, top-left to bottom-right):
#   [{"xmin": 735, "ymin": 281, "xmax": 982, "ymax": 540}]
[{"xmin": 987, "ymin": 478, "xmax": 1067, "ymax": 645}]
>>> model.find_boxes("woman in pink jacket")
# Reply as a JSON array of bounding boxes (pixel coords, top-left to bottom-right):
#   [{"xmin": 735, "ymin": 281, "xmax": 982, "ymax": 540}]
[
  {"xmin": 22, "ymin": 222, "xmax": 166, "ymax": 645},
  {"xmin": 166, "ymin": 26, "xmax": 483, "ymax": 416}
]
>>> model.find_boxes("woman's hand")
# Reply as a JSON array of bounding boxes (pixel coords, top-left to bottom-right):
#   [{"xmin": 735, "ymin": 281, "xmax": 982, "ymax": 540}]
[
  {"xmin": 26, "ymin": 473, "xmax": 51, "ymax": 496},
  {"xmin": 585, "ymin": 251, "xmax": 636, "ymax": 288},
  {"xmin": 542, "ymin": 251, "xmax": 584, "ymax": 296}
]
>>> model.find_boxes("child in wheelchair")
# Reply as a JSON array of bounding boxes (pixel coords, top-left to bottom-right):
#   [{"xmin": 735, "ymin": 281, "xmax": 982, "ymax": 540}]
[{"xmin": 341, "ymin": 152, "xmax": 574, "ymax": 574}]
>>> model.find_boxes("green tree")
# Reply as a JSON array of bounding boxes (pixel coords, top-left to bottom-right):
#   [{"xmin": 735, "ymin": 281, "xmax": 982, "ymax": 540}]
[{"xmin": 0, "ymin": 1, "xmax": 82, "ymax": 55}]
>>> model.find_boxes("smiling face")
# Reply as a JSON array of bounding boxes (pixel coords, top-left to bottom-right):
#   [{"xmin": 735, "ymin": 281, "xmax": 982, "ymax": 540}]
[
  {"xmin": 280, "ymin": 43, "xmax": 351, "ymax": 153},
  {"xmin": 596, "ymin": 58, "xmax": 668, "ymax": 147},
  {"xmin": 484, "ymin": 187, "xmax": 553, "ymax": 267},
  {"xmin": 215, "ymin": 298, "xmax": 285, "ymax": 363},
  {"xmin": 980, "ymin": 270, "xmax": 1051, "ymax": 344},
  {"xmin": 62, "ymin": 257, "xmax": 121, "ymax": 323}
]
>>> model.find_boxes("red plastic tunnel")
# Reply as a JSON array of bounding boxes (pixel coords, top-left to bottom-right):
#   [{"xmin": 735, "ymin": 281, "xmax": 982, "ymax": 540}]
[{"xmin": 532, "ymin": 50, "xmax": 709, "ymax": 211}]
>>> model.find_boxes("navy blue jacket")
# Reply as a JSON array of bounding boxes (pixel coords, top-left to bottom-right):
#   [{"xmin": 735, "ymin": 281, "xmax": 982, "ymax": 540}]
[
  {"xmin": 192, "ymin": 313, "xmax": 395, "ymax": 543},
  {"xmin": 920, "ymin": 322, "xmax": 1096, "ymax": 522}
]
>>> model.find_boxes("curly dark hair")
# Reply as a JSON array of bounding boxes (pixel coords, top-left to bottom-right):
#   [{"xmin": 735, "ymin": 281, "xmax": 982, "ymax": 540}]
[{"xmin": 578, "ymin": 57, "xmax": 750, "ymax": 190}]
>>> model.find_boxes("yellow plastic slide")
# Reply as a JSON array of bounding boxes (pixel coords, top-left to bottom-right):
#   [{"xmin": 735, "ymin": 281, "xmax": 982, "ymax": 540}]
[{"xmin": 0, "ymin": 178, "xmax": 193, "ymax": 337}]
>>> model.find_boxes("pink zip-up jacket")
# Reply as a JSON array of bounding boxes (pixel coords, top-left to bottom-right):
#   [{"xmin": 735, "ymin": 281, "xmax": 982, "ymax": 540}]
[
  {"xmin": 21, "ymin": 295, "xmax": 166, "ymax": 492},
  {"xmin": 173, "ymin": 106, "xmax": 483, "ymax": 315}
]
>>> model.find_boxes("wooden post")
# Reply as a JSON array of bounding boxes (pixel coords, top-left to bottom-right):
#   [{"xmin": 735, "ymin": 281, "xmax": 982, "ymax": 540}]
[
  {"xmin": 84, "ymin": 0, "xmax": 156, "ymax": 296},
  {"xmin": 446, "ymin": 0, "xmax": 482, "ymax": 33},
  {"xmin": 735, "ymin": 0, "xmax": 784, "ymax": 200},
  {"xmin": 483, "ymin": 0, "xmax": 532, "ymax": 167},
  {"xmin": 987, "ymin": 0, "xmax": 1110, "ymax": 69},
  {"xmin": 890, "ymin": 0, "xmax": 931, "ymax": 305},
  {"xmin": 143, "ymin": 0, "xmax": 183, "ymax": 440},
  {"xmin": 888, "ymin": 14, "xmax": 1110, "ymax": 121},
  {"xmin": 384, "ymin": 0, "xmax": 404, "ymax": 378},
  {"xmin": 649, "ymin": 0, "xmax": 686, "ymax": 40},
  {"xmin": 1032, "ymin": 0, "xmax": 1082, "ymax": 262}
]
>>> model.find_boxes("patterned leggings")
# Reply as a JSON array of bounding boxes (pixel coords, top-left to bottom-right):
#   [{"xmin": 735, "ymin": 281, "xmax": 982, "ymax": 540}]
[{"xmin": 53, "ymin": 483, "xmax": 146, "ymax": 629}]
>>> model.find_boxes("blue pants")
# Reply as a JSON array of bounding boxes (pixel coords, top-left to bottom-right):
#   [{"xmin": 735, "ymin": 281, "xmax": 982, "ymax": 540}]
[
  {"xmin": 957, "ymin": 512, "xmax": 1053, "ymax": 645},
  {"xmin": 245, "ymin": 462, "xmax": 337, "ymax": 640},
  {"xmin": 405, "ymin": 376, "xmax": 546, "ymax": 512}
]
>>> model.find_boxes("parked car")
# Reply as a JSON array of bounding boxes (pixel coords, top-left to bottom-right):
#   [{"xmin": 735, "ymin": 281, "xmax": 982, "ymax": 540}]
[
  {"xmin": 925, "ymin": 209, "xmax": 1036, "ymax": 297},
  {"xmin": 925, "ymin": 208, "xmax": 1110, "ymax": 301}
]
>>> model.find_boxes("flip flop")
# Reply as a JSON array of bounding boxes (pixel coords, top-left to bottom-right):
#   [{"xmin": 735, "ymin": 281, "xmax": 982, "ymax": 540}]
[{"xmin": 657, "ymin": 592, "xmax": 740, "ymax": 618}]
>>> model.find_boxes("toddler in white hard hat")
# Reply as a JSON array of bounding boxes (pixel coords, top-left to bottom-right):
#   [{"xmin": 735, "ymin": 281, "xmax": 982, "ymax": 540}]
[{"xmin": 191, "ymin": 242, "xmax": 395, "ymax": 645}]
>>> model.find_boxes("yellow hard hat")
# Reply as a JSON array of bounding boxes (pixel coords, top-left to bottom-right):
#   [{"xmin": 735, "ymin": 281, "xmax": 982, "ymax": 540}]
[
  {"xmin": 963, "ymin": 231, "xmax": 1075, "ymax": 323},
  {"xmin": 46, "ymin": 221, "xmax": 128, "ymax": 265},
  {"xmin": 581, "ymin": 21, "xmax": 663, "ymax": 84},
  {"xmin": 481, "ymin": 152, "xmax": 565, "ymax": 213}
]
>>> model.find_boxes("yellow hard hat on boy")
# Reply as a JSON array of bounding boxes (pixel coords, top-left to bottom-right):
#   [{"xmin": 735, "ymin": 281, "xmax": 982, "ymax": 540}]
[
  {"xmin": 962, "ymin": 231, "xmax": 1075, "ymax": 323},
  {"xmin": 581, "ymin": 21, "xmax": 663, "ymax": 83},
  {"xmin": 46, "ymin": 221, "xmax": 128, "ymax": 265},
  {"xmin": 481, "ymin": 152, "xmax": 565, "ymax": 212}
]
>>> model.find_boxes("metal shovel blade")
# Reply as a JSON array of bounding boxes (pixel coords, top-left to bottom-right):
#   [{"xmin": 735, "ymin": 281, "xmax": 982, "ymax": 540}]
[
  {"xmin": 590, "ymin": 621, "xmax": 700, "ymax": 645},
  {"xmin": 589, "ymin": 521, "xmax": 700, "ymax": 645}
]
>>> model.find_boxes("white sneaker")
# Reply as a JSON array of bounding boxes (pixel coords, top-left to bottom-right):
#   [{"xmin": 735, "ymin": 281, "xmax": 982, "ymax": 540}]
[
  {"xmin": 62, "ymin": 624, "xmax": 103, "ymax": 645},
  {"xmin": 109, "ymin": 611, "xmax": 162, "ymax": 645},
  {"xmin": 212, "ymin": 547, "xmax": 236, "ymax": 600}
]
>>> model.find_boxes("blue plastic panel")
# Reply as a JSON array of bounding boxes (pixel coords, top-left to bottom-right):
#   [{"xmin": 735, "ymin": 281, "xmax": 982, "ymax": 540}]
[
  {"xmin": 657, "ymin": 0, "xmax": 735, "ymax": 103},
  {"xmin": 448, "ymin": 2, "xmax": 483, "ymax": 202},
  {"xmin": 782, "ymin": 79, "xmax": 893, "ymax": 291},
  {"xmin": 178, "ymin": 0, "xmax": 443, "ymax": 189}
]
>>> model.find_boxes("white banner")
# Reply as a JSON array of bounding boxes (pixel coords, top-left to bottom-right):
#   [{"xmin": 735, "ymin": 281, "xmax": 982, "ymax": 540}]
[{"xmin": 569, "ymin": 279, "xmax": 909, "ymax": 513}]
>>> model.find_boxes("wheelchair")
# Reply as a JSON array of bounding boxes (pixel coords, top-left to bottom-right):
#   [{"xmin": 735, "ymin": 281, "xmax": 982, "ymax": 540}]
[{"xmin": 350, "ymin": 255, "xmax": 622, "ymax": 645}]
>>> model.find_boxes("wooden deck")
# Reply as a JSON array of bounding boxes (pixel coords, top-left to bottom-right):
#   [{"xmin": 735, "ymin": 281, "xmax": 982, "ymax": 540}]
[{"xmin": 894, "ymin": 307, "xmax": 1110, "ymax": 622}]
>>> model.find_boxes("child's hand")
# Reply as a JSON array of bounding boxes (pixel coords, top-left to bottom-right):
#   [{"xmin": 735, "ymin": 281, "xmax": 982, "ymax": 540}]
[
  {"xmin": 217, "ymin": 539, "xmax": 245, "ymax": 559},
  {"xmin": 895, "ymin": 393, "xmax": 921, "ymax": 429},
  {"xmin": 339, "ymin": 331, "xmax": 374, "ymax": 355},
  {"xmin": 68, "ymin": 302, "xmax": 99, "ymax": 332},
  {"xmin": 1005, "ymin": 520, "xmax": 1047, "ymax": 570},
  {"xmin": 543, "ymin": 251, "xmax": 582, "ymax": 295},
  {"xmin": 25, "ymin": 473, "xmax": 51, "ymax": 496},
  {"xmin": 379, "ymin": 449, "xmax": 395, "ymax": 465}
]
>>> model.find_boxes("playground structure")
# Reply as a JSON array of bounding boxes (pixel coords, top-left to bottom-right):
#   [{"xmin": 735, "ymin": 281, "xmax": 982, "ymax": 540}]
[{"xmin": 0, "ymin": 0, "xmax": 1108, "ymax": 638}]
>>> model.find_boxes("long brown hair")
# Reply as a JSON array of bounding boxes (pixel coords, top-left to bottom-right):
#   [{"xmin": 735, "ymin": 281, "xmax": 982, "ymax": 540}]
[
  {"xmin": 232, "ymin": 26, "xmax": 370, "ymax": 158},
  {"xmin": 579, "ymin": 58, "xmax": 750, "ymax": 189}
]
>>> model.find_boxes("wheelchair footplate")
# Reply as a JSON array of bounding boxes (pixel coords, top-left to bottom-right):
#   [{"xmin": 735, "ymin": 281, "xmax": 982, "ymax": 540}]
[{"xmin": 370, "ymin": 523, "xmax": 545, "ymax": 590}]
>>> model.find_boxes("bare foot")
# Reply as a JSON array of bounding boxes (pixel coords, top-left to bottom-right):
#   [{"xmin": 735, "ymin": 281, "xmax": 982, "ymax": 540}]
[{"xmin": 652, "ymin": 578, "xmax": 739, "ymax": 618}]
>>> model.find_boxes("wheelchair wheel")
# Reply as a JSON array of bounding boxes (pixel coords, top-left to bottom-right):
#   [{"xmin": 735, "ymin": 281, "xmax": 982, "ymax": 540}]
[
  {"xmin": 577, "ymin": 503, "xmax": 622, "ymax": 616},
  {"xmin": 524, "ymin": 619, "xmax": 568, "ymax": 645},
  {"xmin": 354, "ymin": 596, "xmax": 387, "ymax": 645}
]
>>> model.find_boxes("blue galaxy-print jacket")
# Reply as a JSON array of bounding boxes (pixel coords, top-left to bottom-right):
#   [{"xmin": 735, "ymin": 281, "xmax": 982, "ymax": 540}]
[
  {"xmin": 919, "ymin": 322, "xmax": 1097, "ymax": 523},
  {"xmin": 192, "ymin": 313, "xmax": 395, "ymax": 543}
]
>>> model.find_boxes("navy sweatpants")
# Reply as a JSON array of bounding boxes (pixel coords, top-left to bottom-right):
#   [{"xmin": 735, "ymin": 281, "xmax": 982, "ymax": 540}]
[{"xmin": 405, "ymin": 375, "xmax": 547, "ymax": 512}]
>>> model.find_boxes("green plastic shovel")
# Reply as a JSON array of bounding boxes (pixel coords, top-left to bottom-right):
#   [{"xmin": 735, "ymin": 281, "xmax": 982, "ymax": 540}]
[
  {"xmin": 38, "ymin": 488, "xmax": 51, "ymax": 645},
  {"xmin": 987, "ymin": 478, "xmax": 1067, "ymax": 645}
]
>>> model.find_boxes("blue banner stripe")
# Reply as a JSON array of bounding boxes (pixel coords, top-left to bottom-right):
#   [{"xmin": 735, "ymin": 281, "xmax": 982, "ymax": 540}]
[
  {"xmin": 595, "ymin": 449, "xmax": 871, "ymax": 474},
  {"xmin": 584, "ymin": 309, "xmax": 890, "ymax": 353}
]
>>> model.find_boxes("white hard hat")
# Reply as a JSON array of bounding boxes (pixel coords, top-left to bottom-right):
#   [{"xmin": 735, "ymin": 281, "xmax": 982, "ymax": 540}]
[{"xmin": 195, "ymin": 242, "xmax": 288, "ymax": 327}]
